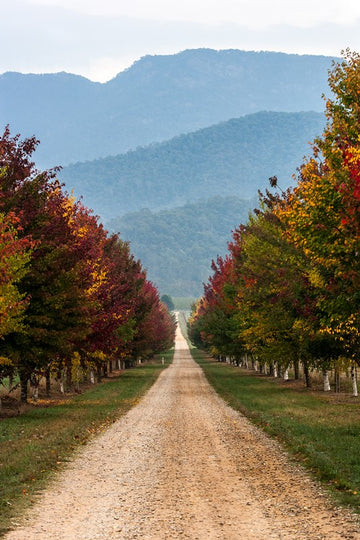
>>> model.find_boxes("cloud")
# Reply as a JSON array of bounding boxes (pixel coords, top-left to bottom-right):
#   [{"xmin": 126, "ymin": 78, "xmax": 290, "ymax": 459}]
[
  {"xmin": 20, "ymin": 0, "xmax": 360, "ymax": 26},
  {"xmin": 1, "ymin": 0, "xmax": 360, "ymax": 81}
]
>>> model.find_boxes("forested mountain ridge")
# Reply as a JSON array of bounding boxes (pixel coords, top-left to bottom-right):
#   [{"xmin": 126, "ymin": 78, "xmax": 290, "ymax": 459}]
[
  {"xmin": 109, "ymin": 196, "xmax": 256, "ymax": 296},
  {"xmin": 60, "ymin": 111, "xmax": 325, "ymax": 220},
  {"xmin": 0, "ymin": 49, "xmax": 334, "ymax": 167}
]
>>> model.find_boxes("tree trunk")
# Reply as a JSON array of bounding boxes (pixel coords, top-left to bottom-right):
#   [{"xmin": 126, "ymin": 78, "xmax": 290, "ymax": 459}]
[
  {"xmin": 45, "ymin": 368, "xmax": 51, "ymax": 397},
  {"xmin": 294, "ymin": 359, "xmax": 300, "ymax": 380},
  {"xmin": 303, "ymin": 362, "xmax": 311, "ymax": 388},
  {"xmin": 75, "ymin": 366, "xmax": 80, "ymax": 393},
  {"xmin": 66, "ymin": 359, "xmax": 72, "ymax": 391},
  {"xmin": 244, "ymin": 354, "xmax": 249, "ymax": 369},
  {"xmin": 283, "ymin": 368, "xmax": 289, "ymax": 381},
  {"xmin": 90, "ymin": 370, "xmax": 95, "ymax": 384},
  {"xmin": 351, "ymin": 364, "xmax": 358, "ymax": 397},
  {"xmin": 32, "ymin": 383, "xmax": 39, "ymax": 401},
  {"xmin": 323, "ymin": 370, "xmax": 331, "ymax": 392},
  {"xmin": 19, "ymin": 371, "xmax": 28, "ymax": 403},
  {"xmin": 273, "ymin": 363, "xmax": 278, "ymax": 378},
  {"xmin": 335, "ymin": 368, "xmax": 341, "ymax": 393}
]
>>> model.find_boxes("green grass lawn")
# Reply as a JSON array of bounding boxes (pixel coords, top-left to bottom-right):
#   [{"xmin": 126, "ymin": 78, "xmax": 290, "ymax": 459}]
[
  {"xmin": 0, "ymin": 350, "xmax": 173, "ymax": 535},
  {"xmin": 191, "ymin": 348, "xmax": 360, "ymax": 513},
  {"xmin": 172, "ymin": 297, "xmax": 196, "ymax": 311}
]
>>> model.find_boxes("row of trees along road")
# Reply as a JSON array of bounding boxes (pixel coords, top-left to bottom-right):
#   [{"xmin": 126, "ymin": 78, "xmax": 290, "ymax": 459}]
[
  {"xmin": 0, "ymin": 128, "xmax": 176, "ymax": 403},
  {"xmin": 188, "ymin": 50, "xmax": 360, "ymax": 395}
]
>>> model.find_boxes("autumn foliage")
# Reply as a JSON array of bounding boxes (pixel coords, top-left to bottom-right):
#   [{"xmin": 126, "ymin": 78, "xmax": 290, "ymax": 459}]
[
  {"xmin": 188, "ymin": 50, "xmax": 360, "ymax": 389},
  {"xmin": 0, "ymin": 127, "xmax": 176, "ymax": 402}
]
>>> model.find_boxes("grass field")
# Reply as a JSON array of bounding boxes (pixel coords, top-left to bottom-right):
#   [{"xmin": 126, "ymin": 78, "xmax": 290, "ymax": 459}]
[
  {"xmin": 172, "ymin": 297, "xmax": 196, "ymax": 311},
  {"xmin": 0, "ymin": 350, "xmax": 174, "ymax": 535},
  {"xmin": 191, "ymin": 347, "xmax": 360, "ymax": 513}
]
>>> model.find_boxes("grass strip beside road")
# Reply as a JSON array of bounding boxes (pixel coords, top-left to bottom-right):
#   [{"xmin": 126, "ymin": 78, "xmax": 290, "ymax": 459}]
[
  {"xmin": 0, "ymin": 350, "xmax": 174, "ymax": 535},
  {"xmin": 191, "ymin": 348, "xmax": 360, "ymax": 514}
]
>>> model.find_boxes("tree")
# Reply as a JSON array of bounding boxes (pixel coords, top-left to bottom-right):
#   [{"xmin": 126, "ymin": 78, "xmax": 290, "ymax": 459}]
[
  {"xmin": 160, "ymin": 294, "xmax": 175, "ymax": 312},
  {"xmin": 277, "ymin": 50, "xmax": 360, "ymax": 370}
]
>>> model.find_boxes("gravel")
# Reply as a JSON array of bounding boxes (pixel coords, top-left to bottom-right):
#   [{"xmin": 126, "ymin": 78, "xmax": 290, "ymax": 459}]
[{"xmin": 5, "ymin": 324, "xmax": 360, "ymax": 539}]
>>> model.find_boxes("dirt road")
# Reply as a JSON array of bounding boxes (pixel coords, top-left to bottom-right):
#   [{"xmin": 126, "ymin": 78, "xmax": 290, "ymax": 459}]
[{"xmin": 5, "ymin": 324, "xmax": 360, "ymax": 539}]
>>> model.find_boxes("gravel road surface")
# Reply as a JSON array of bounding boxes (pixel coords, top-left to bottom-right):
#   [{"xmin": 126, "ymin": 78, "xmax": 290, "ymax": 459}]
[{"xmin": 5, "ymin": 323, "xmax": 360, "ymax": 539}]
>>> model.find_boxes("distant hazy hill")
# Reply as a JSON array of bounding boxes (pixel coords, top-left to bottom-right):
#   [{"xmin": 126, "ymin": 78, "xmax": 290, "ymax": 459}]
[
  {"xmin": 60, "ymin": 111, "xmax": 325, "ymax": 221},
  {"xmin": 0, "ymin": 49, "xmax": 334, "ymax": 167},
  {"xmin": 109, "ymin": 196, "xmax": 256, "ymax": 297}
]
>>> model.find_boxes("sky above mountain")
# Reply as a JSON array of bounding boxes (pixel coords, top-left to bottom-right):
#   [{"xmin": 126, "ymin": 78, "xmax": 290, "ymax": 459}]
[{"xmin": 2, "ymin": 0, "xmax": 360, "ymax": 82}]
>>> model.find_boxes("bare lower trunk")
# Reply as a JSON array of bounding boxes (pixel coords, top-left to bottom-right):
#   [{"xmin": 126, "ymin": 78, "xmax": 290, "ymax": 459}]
[
  {"xmin": 273, "ymin": 363, "xmax": 278, "ymax": 378},
  {"xmin": 20, "ymin": 371, "xmax": 29, "ymax": 403},
  {"xmin": 32, "ymin": 383, "xmax": 39, "ymax": 401},
  {"xmin": 351, "ymin": 364, "xmax": 358, "ymax": 397},
  {"xmin": 335, "ymin": 368, "xmax": 341, "ymax": 393},
  {"xmin": 283, "ymin": 368, "xmax": 289, "ymax": 381},
  {"xmin": 75, "ymin": 367, "xmax": 80, "ymax": 392},
  {"xmin": 58, "ymin": 368, "xmax": 65, "ymax": 394},
  {"xmin": 244, "ymin": 354, "xmax": 249, "ymax": 369},
  {"xmin": 66, "ymin": 360, "xmax": 72, "ymax": 391},
  {"xmin": 46, "ymin": 368, "xmax": 51, "ymax": 397},
  {"xmin": 323, "ymin": 370, "xmax": 331, "ymax": 392},
  {"xmin": 303, "ymin": 362, "xmax": 311, "ymax": 388},
  {"xmin": 90, "ymin": 370, "xmax": 95, "ymax": 384},
  {"xmin": 293, "ymin": 359, "xmax": 300, "ymax": 380}
]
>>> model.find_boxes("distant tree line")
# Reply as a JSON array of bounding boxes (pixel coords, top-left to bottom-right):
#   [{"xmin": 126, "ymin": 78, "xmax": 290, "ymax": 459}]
[{"xmin": 109, "ymin": 196, "xmax": 255, "ymax": 296}]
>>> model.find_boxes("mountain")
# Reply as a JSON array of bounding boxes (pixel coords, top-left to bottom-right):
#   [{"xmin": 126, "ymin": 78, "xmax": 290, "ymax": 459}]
[
  {"xmin": 0, "ymin": 49, "xmax": 334, "ymax": 167},
  {"xmin": 108, "ymin": 196, "xmax": 256, "ymax": 297},
  {"xmin": 60, "ymin": 111, "xmax": 325, "ymax": 221}
]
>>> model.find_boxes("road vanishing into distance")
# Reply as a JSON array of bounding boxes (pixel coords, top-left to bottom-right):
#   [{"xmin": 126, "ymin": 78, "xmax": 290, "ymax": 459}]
[{"xmin": 6, "ymin": 321, "xmax": 360, "ymax": 539}]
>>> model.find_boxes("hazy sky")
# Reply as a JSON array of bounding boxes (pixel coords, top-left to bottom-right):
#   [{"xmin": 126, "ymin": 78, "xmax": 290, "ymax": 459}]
[{"xmin": 3, "ymin": 0, "xmax": 360, "ymax": 81}]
